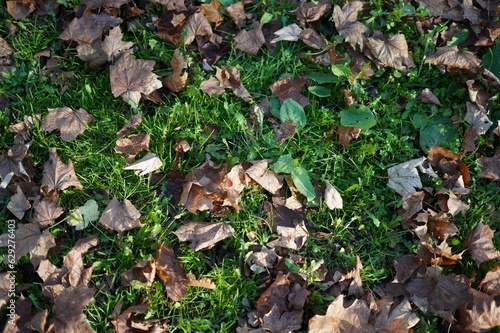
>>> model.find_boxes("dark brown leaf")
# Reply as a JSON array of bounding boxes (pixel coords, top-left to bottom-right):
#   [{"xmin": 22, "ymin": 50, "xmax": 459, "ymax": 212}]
[
  {"xmin": 420, "ymin": 88, "xmax": 442, "ymax": 106},
  {"xmin": 234, "ymin": 22, "xmax": 265, "ymax": 55},
  {"xmin": 333, "ymin": 1, "xmax": 369, "ymax": 50},
  {"xmin": 41, "ymin": 107, "xmax": 94, "ymax": 141},
  {"xmin": 7, "ymin": 0, "xmax": 35, "ymax": 20},
  {"xmin": 53, "ymin": 286, "xmax": 96, "ymax": 333},
  {"xmin": 116, "ymin": 113, "xmax": 142, "ymax": 138},
  {"xmin": 464, "ymin": 222, "xmax": 500, "ymax": 265},
  {"xmin": 110, "ymin": 303, "xmax": 151, "ymax": 333},
  {"xmin": 150, "ymin": 0, "xmax": 185, "ymax": 11},
  {"xmin": 41, "ymin": 147, "xmax": 83, "ymax": 192},
  {"xmin": 174, "ymin": 221, "xmax": 234, "ymax": 251},
  {"xmin": 479, "ymin": 266, "xmax": 500, "ymax": 295},
  {"xmin": 98, "ymin": 198, "xmax": 143, "ymax": 233},
  {"xmin": 299, "ymin": 28, "xmax": 328, "ymax": 50},
  {"xmin": 269, "ymin": 75, "xmax": 309, "ymax": 107},
  {"xmin": 215, "ymin": 66, "xmax": 252, "ymax": 101},
  {"xmin": 76, "ymin": 40, "xmax": 109, "ymax": 69},
  {"xmin": 155, "ymin": 244, "xmax": 187, "ymax": 301},
  {"xmin": 273, "ymin": 119, "xmax": 297, "ymax": 144},
  {"xmin": 477, "ymin": 151, "xmax": 500, "ymax": 181},
  {"xmin": 184, "ymin": 12, "xmax": 213, "ymax": 45},
  {"xmin": 337, "ymin": 125, "xmax": 361, "ymax": 147},
  {"xmin": 296, "ymin": 0, "xmax": 331, "ymax": 25},
  {"xmin": 115, "ymin": 133, "xmax": 150, "ymax": 163},
  {"xmin": 121, "ymin": 258, "xmax": 156, "ymax": 287}
]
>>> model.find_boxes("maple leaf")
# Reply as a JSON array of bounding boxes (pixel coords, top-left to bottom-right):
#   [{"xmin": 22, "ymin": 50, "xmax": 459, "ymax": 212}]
[
  {"xmin": 156, "ymin": 245, "xmax": 188, "ymax": 301},
  {"xmin": 299, "ymin": 28, "xmax": 328, "ymax": 50},
  {"xmin": 163, "ymin": 49, "xmax": 188, "ymax": 92},
  {"xmin": 261, "ymin": 304, "xmax": 303, "ymax": 333},
  {"xmin": 121, "ymin": 258, "xmax": 156, "ymax": 287},
  {"xmin": 184, "ymin": 12, "xmax": 213, "ymax": 45},
  {"xmin": 234, "ymin": 22, "xmax": 265, "ymax": 55},
  {"xmin": 270, "ymin": 75, "xmax": 309, "ymax": 107},
  {"xmin": 41, "ymin": 147, "xmax": 83, "ymax": 192},
  {"xmin": 372, "ymin": 298, "xmax": 420, "ymax": 332},
  {"xmin": 324, "ymin": 180, "xmax": 342, "ymax": 210},
  {"xmin": 455, "ymin": 290, "xmax": 500, "ymax": 331},
  {"xmin": 8, "ymin": 114, "xmax": 41, "ymax": 140},
  {"xmin": 416, "ymin": 0, "xmax": 464, "ymax": 21},
  {"xmin": 59, "ymin": 11, "xmax": 104, "ymax": 45},
  {"xmin": 271, "ymin": 24, "xmax": 303, "ymax": 43},
  {"xmin": 200, "ymin": 0, "xmax": 223, "ymax": 27},
  {"xmin": 102, "ymin": 26, "xmax": 134, "ymax": 61},
  {"xmin": 32, "ymin": 197, "xmax": 64, "ymax": 228},
  {"xmin": 109, "ymin": 53, "xmax": 162, "ymax": 105},
  {"xmin": 116, "ymin": 113, "xmax": 142, "ymax": 138},
  {"xmin": 174, "ymin": 221, "xmax": 234, "ymax": 251},
  {"xmin": 366, "ymin": 33, "xmax": 415, "ymax": 73},
  {"xmin": 226, "ymin": 1, "xmax": 246, "ymax": 28},
  {"xmin": 333, "ymin": 1, "xmax": 369, "ymax": 50},
  {"xmin": 7, "ymin": 185, "xmax": 30, "ymax": 219},
  {"xmin": 476, "ymin": 151, "xmax": 500, "ymax": 181},
  {"xmin": 0, "ymin": 142, "xmax": 33, "ymax": 188},
  {"xmin": 387, "ymin": 157, "xmax": 425, "ymax": 196},
  {"xmin": 479, "ymin": 266, "xmax": 500, "ymax": 295},
  {"xmin": 418, "ymin": 240, "xmax": 464, "ymax": 266},
  {"xmin": 98, "ymin": 198, "xmax": 143, "ymax": 233},
  {"xmin": 296, "ymin": 0, "xmax": 331, "ymax": 25},
  {"xmin": 115, "ymin": 133, "xmax": 150, "ymax": 163},
  {"xmin": 425, "ymin": 46, "xmax": 481, "ymax": 71},
  {"xmin": 76, "ymin": 40, "xmax": 109, "ymax": 69},
  {"xmin": 41, "ymin": 107, "xmax": 94, "ymax": 141},
  {"xmin": 463, "ymin": 222, "xmax": 500, "ymax": 266},
  {"xmin": 123, "ymin": 152, "xmax": 162, "ymax": 176},
  {"xmin": 53, "ymin": 286, "xmax": 96, "ymax": 333}
]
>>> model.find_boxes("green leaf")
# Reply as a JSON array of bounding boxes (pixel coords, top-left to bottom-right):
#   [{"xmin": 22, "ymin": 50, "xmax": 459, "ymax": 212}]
[
  {"xmin": 340, "ymin": 105, "xmax": 377, "ymax": 130},
  {"xmin": 260, "ymin": 12, "xmax": 274, "ymax": 24},
  {"xmin": 280, "ymin": 98, "xmax": 306, "ymax": 128},
  {"xmin": 308, "ymin": 72, "xmax": 339, "ymax": 84},
  {"xmin": 273, "ymin": 154, "xmax": 296, "ymax": 173},
  {"xmin": 419, "ymin": 116, "xmax": 454, "ymax": 153},
  {"xmin": 331, "ymin": 64, "xmax": 352, "ymax": 78},
  {"xmin": 68, "ymin": 199, "xmax": 100, "ymax": 230},
  {"xmin": 446, "ymin": 29, "xmax": 469, "ymax": 47},
  {"xmin": 308, "ymin": 86, "xmax": 330, "ymax": 97},
  {"xmin": 269, "ymin": 96, "xmax": 281, "ymax": 119},
  {"xmin": 291, "ymin": 166, "xmax": 316, "ymax": 202},
  {"xmin": 483, "ymin": 41, "xmax": 500, "ymax": 78}
]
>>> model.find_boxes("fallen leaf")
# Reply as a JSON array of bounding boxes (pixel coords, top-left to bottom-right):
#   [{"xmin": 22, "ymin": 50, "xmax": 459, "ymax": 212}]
[
  {"xmin": 465, "ymin": 101, "xmax": 493, "ymax": 133},
  {"xmin": 8, "ymin": 114, "xmax": 41, "ymax": 140},
  {"xmin": 76, "ymin": 40, "xmax": 109, "ymax": 69},
  {"xmin": 68, "ymin": 199, "xmax": 100, "ymax": 230},
  {"xmin": 200, "ymin": 76, "xmax": 225, "ymax": 96},
  {"xmin": 41, "ymin": 147, "xmax": 83, "ymax": 192},
  {"xmin": 372, "ymin": 298, "xmax": 420, "ymax": 332},
  {"xmin": 123, "ymin": 152, "xmax": 163, "ymax": 176},
  {"xmin": 187, "ymin": 272, "xmax": 216, "ymax": 289},
  {"xmin": 247, "ymin": 246, "xmax": 278, "ymax": 274},
  {"xmin": 0, "ymin": 142, "xmax": 33, "ymax": 188},
  {"xmin": 184, "ymin": 12, "xmax": 213, "ymax": 45},
  {"xmin": 479, "ymin": 266, "xmax": 500, "ymax": 295},
  {"xmin": 418, "ymin": 240, "xmax": 464, "ymax": 265},
  {"xmin": 109, "ymin": 53, "xmax": 162, "ymax": 105},
  {"xmin": 261, "ymin": 304, "xmax": 303, "ymax": 333},
  {"xmin": 463, "ymin": 222, "xmax": 500, "ymax": 266},
  {"xmin": 387, "ymin": 157, "xmax": 425, "ymax": 196},
  {"xmin": 394, "ymin": 255, "xmax": 424, "ymax": 283},
  {"xmin": 245, "ymin": 159, "xmax": 283, "ymax": 196},
  {"xmin": 53, "ymin": 286, "xmax": 96, "ymax": 333},
  {"xmin": 0, "ymin": 272, "xmax": 12, "ymax": 309},
  {"xmin": 222, "ymin": 163, "xmax": 250, "ymax": 209},
  {"xmin": 333, "ymin": 1, "xmax": 369, "ymax": 50},
  {"xmin": 269, "ymin": 75, "xmax": 309, "ymax": 108},
  {"xmin": 59, "ymin": 11, "xmax": 104, "ymax": 45},
  {"xmin": 324, "ymin": 180, "xmax": 342, "ymax": 210},
  {"xmin": 234, "ymin": 22, "xmax": 265, "ymax": 55},
  {"xmin": 41, "ymin": 107, "xmax": 94, "ymax": 141},
  {"xmin": 121, "ymin": 258, "xmax": 156, "ymax": 287},
  {"xmin": 115, "ymin": 133, "xmax": 151, "ymax": 163},
  {"xmin": 477, "ymin": 151, "xmax": 500, "ymax": 181},
  {"xmin": 366, "ymin": 33, "xmax": 415, "ymax": 73},
  {"xmin": 337, "ymin": 125, "xmax": 361, "ymax": 147},
  {"xmin": 163, "ymin": 49, "xmax": 188, "ymax": 92},
  {"xmin": 272, "ymin": 119, "xmax": 296, "ymax": 144},
  {"xmin": 271, "ymin": 24, "xmax": 303, "ymax": 43},
  {"xmin": 83, "ymin": 0, "xmax": 129, "ymax": 10},
  {"xmin": 98, "ymin": 198, "xmax": 143, "ymax": 233},
  {"xmin": 32, "ymin": 197, "xmax": 64, "ymax": 228},
  {"xmin": 215, "ymin": 66, "xmax": 252, "ymax": 101},
  {"xmin": 7, "ymin": 0, "xmax": 36, "ymax": 20},
  {"xmin": 420, "ymin": 88, "xmax": 442, "ymax": 106},
  {"xmin": 116, "ymin": 113, "xmax": 142, "ymax": 138},
  {"xmin": 425, "ymin": 46, "xmax": 481, "ymax": 71},
  {"xmin": 155, "ymin": 244, "xmax": 187, "ymax": 301},
  {"xmin": 200, "ymin": 0, "xmax": 223, "ymax": 27},
  {"xmin": 7, "ymin": 185, "xmax": 30, "ymax": 219},
  {"xmin": 174, "ymin": 221, "xmax": 234, "ymax": 251},
  {"xmin": 299, "ymin": 28, "xmax": 328, "ymax": 50},
  {"xmin": 150, "ymin": 0, "xmax": 185, "ymax": 10},
  {"xmin": 110, "ymin": 303, "xmax": 150, "ymax": 333},
  {"xmin": 267, "ymin": 221, "xmax": 308, "ymax": 250},
  {"xmin": 102, "ymin": 26, "xmax": 134, "ymax": 61},
  {"xmin": 296, "ymin": 0, "xmax": 331, "ymax": 25},
  {"xmin": 226, "ymin": 1, "xmax": 246, "ymax": 28}
]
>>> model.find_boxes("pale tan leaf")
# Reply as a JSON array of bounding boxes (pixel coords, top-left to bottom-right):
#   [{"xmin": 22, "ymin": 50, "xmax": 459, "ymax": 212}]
[
  {"xmin": 41, "ymin": 107, "xmax": 94, "ymax": 141},
  {"xmin": 226, "ymin": 1, "xmax": 246, "ymax": 28},
  {"xmin": 245, "ymin": 160, "xmax": 283, "ymax": 196},
  {"xmin": 98, "ymin": 198, "xmax": 143, "ymax": 233},
  {"xmin": 41, "ymin": 147, "xmax": 83, "ymax": 192},
  {"xmin": 187, "ymin": 272, "xmax": 216, "ymax": 290},
  {"xmin": 123, "ymin": 152, "xmax": 162, "ymax": 176},
  {"xmin": 324, "ymin": 180, "xmax": 342, "ymax": 210},
  {"xmin": 102, "ymin": 26, "xmax": 134, "ymax": 60},
  {"xmin": 271, "ymin": 24, "xmax": 303, "ymax": 43},
  {"xmin": 387, "ymin": 157, "xmax": 425, "ymax": 196},
  {"xmin": 425, "ymin": 46, "xmax": 481, "ymax": 70},
  {"xmin": 174, "ymin": 221, "xmax": 234, "ymax": 251},
  {"xmin": 7, "ymin": 185, "xmax": 30, "ymax": 219}
]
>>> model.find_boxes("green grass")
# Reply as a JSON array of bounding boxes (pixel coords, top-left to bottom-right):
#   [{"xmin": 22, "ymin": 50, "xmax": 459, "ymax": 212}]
[{"xmin": 1, "ymin": 1, "xmax": 500, "ymax": 332}]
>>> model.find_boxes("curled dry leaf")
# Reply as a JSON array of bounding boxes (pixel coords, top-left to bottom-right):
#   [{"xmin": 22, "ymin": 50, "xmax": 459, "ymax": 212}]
[
  {"xmin": 333, "ymin": 1, "xmax": 369, "ymax": 50},
  {"xmin": 463, "ymin": 222, "xmax": 500, "ymax": 266},
  {"xmin": 269, "ymin": 75, "xmax": 309, "ymax": 108},
  {"xmin": 267, "ymin": 221, "xmax": 308, "ymax": 250},
  {"xmin": 324, "ymin": 180, "xmax": 342, "ymax": 210},
  {"xmin": 174, "ymin": 221, "xmax": 235, "ymax": 251},
  {"xmin": 41, "ymin": 107, "xmax": 94, "ymax": 141},
  {"xmin": 0, "ymin": 142, "xmax": 33, "ymax": 188},
  {"xmin": 200, "ymin": 0, "xmax": 223, "ymax": 27},
  {"xmin": 109, "ymin": 53, "xmax": 162, "ymax": 105},
  {"xmin": 41, "ymin": 147, "xmax": 83, "ymax": 192},
  {"xmin": 365, "ymin": 33, "xmax": 415, "ymax": 73},
  {"xmin": 155, "ymin": 244, "xmax": 187, "ymax": 301},
  {"xmin": 184, "ymin": 12, "xmax": 213, "ymax": 45},
  {"xmin": 216, "ymin": 66, "xmax": 252, "ymax": 101},
  {"xmin": 117, "ymin": 113, "xmax": 142, "ymax": 138},
  {"xmin": 123, "ymin": 152, "xmax": 162, "ymax": 176},
  {"xmin": 98, "ymin": 198, "xmax": 143, "ymax": 233},
  {"xmin": 476, "ymin": 151, "xmax": 500, "ymax": 181},
  {"xmin": 163, "ymin": 49, "xmax": 188, "ymax": 92},
  {"xmin": 425, "ymin": 46, "xmax": 481, "ymax": 71},
  {"xmin": 226, "ymin": 1, "xmax": 246, "ymax": 28},
  {"xmin": 110, "ymin": 303, "xmax": 150, "ymax": 333},
  {"xmin": 234, "ymin": 22, "xmax": 265, "ymax": 55},
  {"xmin": 121, "ymin": 258, "xmax": 156, "ymax": 287},
  {"xmin": 115, "ymin": 133, "xmax": 150, "ymax": 163},
  {"xmin": 299, "ymin": 28, "xmax": 328, "ymax": 50},
  {"xmin": 387, "ymin": 157, "xmax": 425, "ymax": 196},
  {"xmin": 7, "ymin": 185, "xmax": 30, "ymax": 219},
  {"xmin": 420, "ymin": 88, "xmax": 442, "ymax": 106}
]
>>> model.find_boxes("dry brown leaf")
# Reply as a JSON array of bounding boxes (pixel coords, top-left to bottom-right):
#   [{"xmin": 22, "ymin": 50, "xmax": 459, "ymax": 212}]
[
  {"xmin": 200, "ymin": 0, "xmax": 223, "ymax": 27},
  {"xmin": 115, "ymin": 133, "xmax": 150, "ymax": 163},
  {"xmin": 8, "ymin": 114, "xmax": 41, "ymax": 140},
  {"xmin": 150, "ymin": 0, "xmax": 185, "ymax": 11},
  {"xmin": 337, "ymin": 125, "xmax": 361, "ymax": 147},
  {"xmin": 272, "ymin": 119, "xmax": 296, "ymax": 144},
  {"xmin": 477, "ymin": 151, "xmax": 500, "ymax": 181},
  {"xmin": 261, "ymin": 304, "xmax": 303, "ymax": 333},
  {"xmin": 271, "ymin": 24, "xmax": 303, "ymax": 43},
  {"xmin": 296, "ymin": 0, "xmax": 331, "ymax": 25},
  {"xmin": 0, "ymin": 142, "xmax": 32, "ymax": 188},
  {"xmin": 7, "ymin": 185, "xmax": 30, "ymax": 219},
  {"xmin": 59, "ymin": 11, "xmax": 104, "ymax": 45},
  {"xmin": 7, "ymin": 0, "xmax": 36, "ymax": 20},
  {"xmin": 425, "ymin": 46, "xmax": 481, "ymax": 71},
  {"xmin": 200, "ymin": 76, "xmax": 225, "ymax": 96},
  {"xmin": 465, "ymin": 102, "xmax": 493, "ymax": 135},
  {"xmin": 83, "ymin": 0, "xmax": 130, "ymax": 10},
  {"xmin": 269, "ymin": 75, "xmax": 309, "ymax": 107},
  {"xmin": 267, "ymin": 221, "xmax": 308, "ymax": 250},
  {"xmin": 184, "ymin": 12, "xmax": 213, "ymax": 45},
  {"xmin": 418, "ymin": 240, "xmax": 464, "ymax": 266},
  {"xmin": 455, "ymin": 290, "xmax": 500, "ymax": 332},
  {"xmin": 121, "ymin": 258, "xmax": 156, "ymax": 287},
  {"xmin": 247, "ymin": 246, "xmax": 278, "ymax": 274},
  {"xmin": 32, "ymin": 197, "xmax": 64, "ymax": 228},
  {"xmin": 216, "ymin": 66, "xmax": 252, "ymax": 101},
  {"xmin": 109, "ymin": 53, "xmax": 162, "ymax": 105},
  {"xmin": 174, "ymin": 221, "xmax": 234, "ymax": 251},
  {"xmin": 110, "ymin": 303, "xmax": 150, "ymax": 332},
  {"xmin": 76, "ymin": 40, "xmax": 109, "ymax": 69},
  {"xmin": 479, "ymin": 266, "xmax": 500, "ymax": 295},
  {"xmin": 53, "ymin": 286, "xmax": 96, "ymax": 333},
  {"xmin": 222, "ymin": 163, "xmax": 250, "ymax": 209},
  {"xmin": 333, "ymin": 1, "xmax": 369, "ymax": 50},
  {"xmin": 464, "ymin": 222, "xmax": 500, "ymax": 266},
  {"xmin": 366, "ymin": 33, "xmax": 415, "ymax": 73},
  {"xmin": 0, "ymin": 272, "xmax": 13, "ymax": 309},
  {"xmin": 416, "ymin": 0, "xmax": 464, "ymax": 21},
  {"xmin": 123, "ymin": 152, "xmax": 163, "ymax": 176},
  {"xmin": 394, "ymin": 255, "xmax": 424, "ymax": 283},
  {"xmin": 163, "ymin": 49, "xmax": 188, "ymax": 93},
  {"xmin": 420, "ymin": 88, "xmax": 442, "ymax": 106},
  {"xmin": 187, "ymin": 272, "xmax": 216, "ymax": 290},
  {"xmin": 234, "ymin": 22, "xmax": 265, "ymax": 55},
  {"xmin": 226, "ymin": 1, "xmax": 246, "ymax": 28},
  {"xmin": 102, "ymin": 26, "xmax": 134, "ymax": 61},
  {"xmin": 41, "ymin": 147, "xmax": 83, "ymax": 192},
  {"xmin": 98, "ymin": 198, "xmax": 143, "ymax": 233},
  {"xmin": 245, "ymin": 160, "xmax": 283, "ymax": 196},
  {"xmin": 299, "ymin": 28, "xmax": 328, "ymax": 50},
  {"xmin": 155, "ymin": 244, "xmax": 187, "ymax": 301},
  {"xmin": 309, "ymin": 295, "xmax": 370, "ymax": 332},
  {"xmin": 116, "ymin": 113, "xmax": 142, "ymax": 138},
  {"xmin": 41, "ymin": 107, "xmax": 94, "ymax": 141}
]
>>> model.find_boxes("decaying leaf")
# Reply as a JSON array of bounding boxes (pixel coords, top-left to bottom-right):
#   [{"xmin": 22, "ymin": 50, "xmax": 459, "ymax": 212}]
[
  {"xmin": 479, "ymin": 266, "xmax": 500, "ymax": 295},
  {"xmin": 477, "ymin": 151, "xmax": 500, "ymax": 181},
  {"xmin": 7, "ymin": 0, "xmax": 36, "ymax": 20},
  {"xmin": 420, "ymin": 88, "xmax": 442, "ymax": 106},
  {"xmin": 41, "ymin": 107, "xmax": 94, "ymax": 141},
  {"xmin": 115, "ymin": 133, "xmax": 150, "ymax": 163},
  {"xmin": 59, "ymin": 11, "xmax": 103, "ymax": 45},
  {"xmin": 163, "ymin": 48, "xmax": 188, "ymax": 92},
  {"xmin": 155, "ymin": 244, "xmax": 187, "ymax": 301},
  {"xmin": 463, "ymin": 222, "xmax": 500, "ymax": 266},
  {"xmin": 366, "ymin": 33, "xmax": 415, "ymax": 73},
  {"xmin": 234, "ymin": 22, "xmax": 265, "ymax": 55},
  {"xmin": 200, "ymin": 0, "xmax": 223, "ymax": 27},
  {"xmin": 216, "ymin": 66, "xmax": 252, "ymax": 101},
  {"xmin": 110, "ymin": 303, "xmax": 150, "ymax": 333},
  {"xmin": 425, "ymin": 46, "xmax": 481, "ymax": 71},
  {"xmin": 41, "ymin": 147, "xmax": 83, "ymax": 192},
  {"xmin": 98, "ymin": 198, "xmax": 143, "ymax": 233},
  {"xmin": 174, "ymin": 221, "xmax": 234, "ymax": 251},
  {"xmin": 7, "ymin": 185, "xmax": 30, "ymax": 219},
  {"xmin": 269, "ymin": 75, "xmax": 309, "ymax": 108},
  {"xmin": 121, "ymin": 258, "xmax": 156, "ymax": 287},
  {"xmin": 324, "ymin": 180, "xmax": 342, "ymax": 210},
  {"xmin": 32, "ymin": 197, "xmax": 64, "ymax": 228},
  {"xmin": 68, "ymin": 199, "xmax": 100, "ymax": 230},
  {"xmin": 123, "ymin": 152, "xmax": 162, "ymax": 176},
  {"xmin": 296, "ymin": 0, "xmax": 331, "ymax": 25},
  {"xmin": 226, "ymin": 1, "xmax": 246, "ymax": 28},
  {"xmin": 387, "ymin": 157, "xmax": 425, "ymax": 196},
  {"xmin": 333, "ymin": 1, "xmax": 369, "ymax": 50},
  {"xmin": 53, "ymin": 286, "xmax": 96, "ymax": 333},
  {"xmin": 337, "ymin": 125, "xmax": 361, "ymax": 147},
  {"xmin": 109, "ymin": 53, "xmax": 162, "ymax": 105},
  {"xmin": 184, "ymin": 12, "xmax": 213, "ymax": 45},
  {"xmin": 116, "ymin": 113, "xmax": 142, "ymax": 138},
  {"xmin": 102, "ymin": 26, "xmax": 134, "ymax": 61},
  {"xmin": 0, "ymin": 142, "xmax": 33, "ymax": 188},
  {"xmin": 271, "ymin": 24, "xmax": 303, "ymax": 43}
]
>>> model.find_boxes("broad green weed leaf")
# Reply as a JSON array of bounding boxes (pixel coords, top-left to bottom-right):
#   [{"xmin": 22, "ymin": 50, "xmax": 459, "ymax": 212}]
[
  {"xmin": 273, "ymin": 154, "xmax": 296, "ymax": 173},
  {"xmin": 280, "ymin": 98, "xmax": 306, "ymax": 128},
  {"xmin": 68, "ymin": 199, "xmax": 100, "ymax": 230},
  {"xmin": 291, "ymin": 166, "xmax": 316, "ymax": 202},
  {"xmin": 340, "ymin": 105, "xmax": 376, "ymax": 130},
  {"xmin": 331, "ymin": 64, "xmax": 352, "ymax": 78},
  {"xmin": 483, "ymin": 42, "xmax": 500, "ymax": 78},
  {"xmin": 269, "ymin": 96, "xmax": 281, "ymax": 119},
  {"xmin": 308, "ymin": 72, "xmax": 339, "ymax": 84},
  {"xmin": 419, "ymin": 116, "xmax": 454, "ymax": 152},
  {"xmin": 308, "ymin": 86, "xmax": 330, "ymax": 97},
  {"xmin": 260, "ymin": 12, "xmax": 273, "ymax": 24}
]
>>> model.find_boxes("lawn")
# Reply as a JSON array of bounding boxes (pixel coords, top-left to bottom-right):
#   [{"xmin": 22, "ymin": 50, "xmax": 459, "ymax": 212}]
[{"xmin": 0, "ymin": 0, "xmax": 499, "ymax": 332}]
